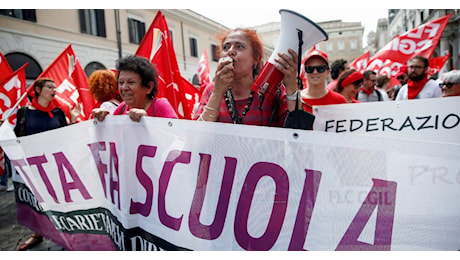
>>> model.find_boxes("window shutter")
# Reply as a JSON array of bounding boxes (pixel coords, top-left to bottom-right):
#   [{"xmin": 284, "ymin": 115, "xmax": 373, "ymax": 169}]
[
  {"xmin": 79, "ymin": 9, "xmax": 87, "ymax": 34},
  {"xmin": 96, "ymin": 9, "xmax": 106, "ymax": 37}
]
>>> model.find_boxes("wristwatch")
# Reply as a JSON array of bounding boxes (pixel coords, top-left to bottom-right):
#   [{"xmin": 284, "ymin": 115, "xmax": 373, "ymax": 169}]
[{"xmin": 286, "ymin": 90, "xmax": 299, "ymax": 101}]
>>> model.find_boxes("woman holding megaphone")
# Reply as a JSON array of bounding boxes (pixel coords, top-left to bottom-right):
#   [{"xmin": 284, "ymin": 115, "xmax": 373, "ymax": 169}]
[{"xmin": 194, "ymin": 28, "xmax": 301, "ymax": 126}]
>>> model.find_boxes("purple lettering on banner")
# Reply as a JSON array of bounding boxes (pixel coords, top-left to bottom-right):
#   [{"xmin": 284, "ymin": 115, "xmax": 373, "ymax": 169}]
[
  {"xmin": 234, "ymin": 162, "xmax": 289, "ymax": 251},
  {"xmin": 11, "ymin": 158, "xmax": 45, "ymax": 202},
  {"xmin": 158, "ymin": 150, "xmax": 191, "ymax": 231},
  {"xmin": 27, "ymin": 155, "xmax": 59, "ymax": 203},
  {"xmin": 130, "ymin": 145, "xmax": 157, "ymax": 216},
  {"xmin": 288, "ymin": 169, "xmax": 322, "ymax": 251},
  {"xmin": 88, "ymin": 142, "xmax": 108, "ymax": 198},
  {"xmin": 189, "ymin": 154, "xmax": 237, "ymax": 240},
  {"xmin": 109, "ymin": 142, "xmax": 120, "ymax": 209},
  {"xmin": 53, "ymin": 152, "xmax": 92, "ymax": 203},
  {"xmin": 336, "ymin": 179, "xmax": 397, "ymax": 251}
]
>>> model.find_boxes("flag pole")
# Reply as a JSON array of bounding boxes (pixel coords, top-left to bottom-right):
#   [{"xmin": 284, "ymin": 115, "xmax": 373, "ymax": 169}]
[
  {"xmin": 2, "ymin": 84, "xmax": 32, "ymax": 122},
  {"xmin": 1, "ymin": 62, "xmax": 31, "ymax": 122}
]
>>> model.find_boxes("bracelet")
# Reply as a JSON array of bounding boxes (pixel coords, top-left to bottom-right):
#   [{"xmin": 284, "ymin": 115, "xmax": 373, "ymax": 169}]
[
  {"xmin": 203, "ymin": 106, "xmax": 218, "ymax": 118},
  {"xmin": 286, "ymin": 90, "xmax": 299, "ymax": 101},
  {"xmin": 204, "ymin": 105, "xmax": 217, "ymax": 111}
]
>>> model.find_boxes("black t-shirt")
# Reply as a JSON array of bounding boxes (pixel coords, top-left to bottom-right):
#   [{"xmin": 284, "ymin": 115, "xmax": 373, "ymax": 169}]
[{"xmin": 14, "ymin": 107, "xmax": 68, "ymax": 137}]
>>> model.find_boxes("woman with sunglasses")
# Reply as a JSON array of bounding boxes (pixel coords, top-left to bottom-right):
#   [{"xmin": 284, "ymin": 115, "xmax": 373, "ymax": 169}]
[
  {"xmin": 335, "ymin": 69, "xmax": 364, "ymax": 103},
  {"xmin": 193, "ymin": 28, "xmax": 300, "ymax": 126},
  {"xmin": 300, "ymin": 49, "xmax": 347, "ymax": 113},
  {"xmin": 438, "ymin": 70, "xmax": 460, "ymax": 97}
]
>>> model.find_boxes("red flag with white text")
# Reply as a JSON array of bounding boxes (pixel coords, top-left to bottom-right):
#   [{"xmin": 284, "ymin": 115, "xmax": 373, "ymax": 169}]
[
  {"xmin": 348, "ymin": 51, "xmax": 370, "ymax": 73},
  {"xmin": 427, "ymin": 53, "xmax": 450, "ymax": 76},
  {"xmin": 0, "ymin": 63, "xmax": 28, "ymax": 126},
  {"xmin": 28, "ymin": 44, "xmax": 96, "ymax": 122},
  {"xmin": 136, "ymin": 11, "xmax": 192, "ymax": 119},
  {"xmin": 366, "ymin": 13, "xmax": 451, "ymax": 82},
  {"xmin": 197, "ymin": 49, "xmax": 211, "ymax": 93}
]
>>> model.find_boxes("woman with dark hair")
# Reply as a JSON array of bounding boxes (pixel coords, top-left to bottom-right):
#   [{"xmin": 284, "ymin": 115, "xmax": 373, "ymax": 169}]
[
  {"xmin": 334, "ymin": 69, "xmax": 363, "ymax": 103},
  {"xmin": 326, "ymin": 59, "xmax": 347, "ymax": 91},
  {"xmin": 14, "ymin": 77, "xmax": 80, "ymax": 250},
  {"xmin": 92, "ymin": 55, "xmax": 177, "ymax": 122},
  {"xmin": 193, "ymin": 28, "xmax": 300, "ymax": 126}
]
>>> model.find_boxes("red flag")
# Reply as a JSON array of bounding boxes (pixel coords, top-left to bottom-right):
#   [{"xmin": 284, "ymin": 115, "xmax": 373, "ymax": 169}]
[
  {"xmin": 181, "ymin": 76, "xmax": 201, "ymax": 117},
  {"xmin": 136, "ymin": 11, "xmax": 192, "ymax": 119},
  {"xmin": 28, "ymin": 44, "xmax": 96, "ymax": 122},
  {"xmin": 0, "ymin": 63, "xmax": 28, "ymax": 125},
  {"xmin": 427, "ymin": 53, "xmax": 450, "ymax": 76},
  {"xmin": 366, "ymin": 14, "xmax": 451, "ymax": 81},
  {"xmin": 348, "ymin": 51, "xmax": 370, "ymax": 73},
  {"xmin": 0, "ymin": 52, "xmax": 13, "ymax": 84},
  {"xmin": 197, "ymin": 49, "xmax": 210, "ymax": 93}
]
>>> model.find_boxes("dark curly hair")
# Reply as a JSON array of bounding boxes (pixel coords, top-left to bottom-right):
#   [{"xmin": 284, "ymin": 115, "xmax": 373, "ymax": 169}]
[
  {"xmin": 330, "ymin": 59, "xmax": 347, "ymax": 80},
  {"xmin": 88, "ymin": 69, "xmax": 121, "ymax": 102},
  {"xmin": 116, "ymin": 55, "xmax": 158, "ymax": 99}
]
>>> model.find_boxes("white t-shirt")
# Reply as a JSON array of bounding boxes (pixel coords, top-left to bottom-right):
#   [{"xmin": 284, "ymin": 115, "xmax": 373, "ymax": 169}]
[
  {"xmin": 100, "ymin": 100, "xmax": 120, "ymax": 113},
  {"xmin": 395, "ymin": 79, "xmax": 442, "ymax": 101}
]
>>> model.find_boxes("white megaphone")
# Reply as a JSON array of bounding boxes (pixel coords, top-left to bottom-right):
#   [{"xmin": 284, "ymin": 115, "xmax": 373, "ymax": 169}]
[{"xmin": 251, "ymin": 9, "xmax": 328, "ymax": 99}]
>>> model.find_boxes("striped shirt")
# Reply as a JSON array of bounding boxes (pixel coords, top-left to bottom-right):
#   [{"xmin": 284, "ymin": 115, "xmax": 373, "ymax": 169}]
[{"xmin": 194, "ymin": 82, "xmax": 288, "ymax": 127}]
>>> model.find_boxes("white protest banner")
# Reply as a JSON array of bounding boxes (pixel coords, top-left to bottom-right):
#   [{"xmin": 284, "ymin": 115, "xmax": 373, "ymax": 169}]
[
  {"xmin": 0, "ymin": 115, "xmax": 459, "ymax": 251},
  {"xmin": 313, "ymin": 96, "xmax": 460, "ymax": 144}
]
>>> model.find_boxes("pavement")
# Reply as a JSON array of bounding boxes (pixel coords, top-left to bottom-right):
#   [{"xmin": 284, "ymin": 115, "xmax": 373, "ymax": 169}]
[{"xmin": 0, "ymin": 177, "xmax": 65, "ymax": 251}]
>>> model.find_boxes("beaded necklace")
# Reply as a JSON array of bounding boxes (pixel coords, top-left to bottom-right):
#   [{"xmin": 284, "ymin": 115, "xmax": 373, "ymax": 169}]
[{"xmin": 224, "ymin": 87, "xmax": 254, "ymax": 124}]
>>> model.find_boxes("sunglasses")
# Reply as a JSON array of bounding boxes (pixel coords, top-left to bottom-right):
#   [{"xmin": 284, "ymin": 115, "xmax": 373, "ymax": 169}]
[
  {"xmin": 439, "ymin": 82, "xmax": 455, "ymax": 89},
  {"xmin": 305, "ymin": 65, "xmax": 328, "ymax": 74}
]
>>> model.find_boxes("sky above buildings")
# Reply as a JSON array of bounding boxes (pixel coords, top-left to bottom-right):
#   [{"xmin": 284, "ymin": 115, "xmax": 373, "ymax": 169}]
[{"xmin": 192, "ymin": 8, "xmax": 389, "ymax": 38}]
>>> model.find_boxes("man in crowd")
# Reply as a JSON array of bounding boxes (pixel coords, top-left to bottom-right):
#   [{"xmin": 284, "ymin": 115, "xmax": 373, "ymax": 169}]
[
  {"xmin": 356, "ymin": 70, "xmax": 383, "ymax": 102},
  {"xmin": 395, "ymin": 56, "xmax": 442, "ymax": 100}
]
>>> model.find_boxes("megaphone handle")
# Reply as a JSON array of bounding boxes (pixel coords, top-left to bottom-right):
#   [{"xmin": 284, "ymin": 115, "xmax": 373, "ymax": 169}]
[{"xmin": 297, "ymin": 30, "xmax": 304, "ymax": 91}]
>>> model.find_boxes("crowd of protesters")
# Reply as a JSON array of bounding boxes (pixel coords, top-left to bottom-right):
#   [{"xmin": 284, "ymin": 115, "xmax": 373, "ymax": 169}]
[{"xmin": 1, "ymin": 26, "xmax": 459, "ymax": 251}]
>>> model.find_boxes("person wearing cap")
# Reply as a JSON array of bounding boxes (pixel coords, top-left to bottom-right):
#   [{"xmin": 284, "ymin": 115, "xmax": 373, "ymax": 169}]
[
  {"xmin": 438, "ymin": 70, "xmax": 460, "ymax": 97},
  {"xmin": 334, "ymin": 69, "xmax": 364, "ymax": 103},
  {"xmin": 395, "ymin": 56, "xmax": 442, "ymax": 101},
  {"xmin": 356, "ymin": 70, "xmax": 384, "ymax": 102},
  {"xmin": 300, "ymin": 49, "xmax": 347, "ymax": 113}
]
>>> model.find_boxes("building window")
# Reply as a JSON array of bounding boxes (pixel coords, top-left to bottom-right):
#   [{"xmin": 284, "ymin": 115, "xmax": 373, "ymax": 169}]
[
  {"xmin": 338, "ymin": 40, "xmax": 345, "ymax": 50},
  {"xmin": 350, "ymin": 39, "xmax": 358, "ymax": 50},
  {"xmin": 327, "ymin": 42, "xmax": 333, "ymax": 51},
  {"xmin": 169, "ymin": 30, "xmax": 174, "ymax": 45},
  {"xmin": 211, "ymin": 44, "xmax": 218, "ymax": 62},
  {"xmin": 128, "ymin": 18, "xmax": 145, "ymax": 44},
  {"xmin": 0, "ymin": 9, "xmax": 36, "ymax": 22},
  {"xmin": 84, "ymin": 61, "xmax": 106, "ymax": 78},
  {"xmin": 189, "ymin": 37, "xmax": 198, "ymax": 57},
  {"xmin": 5, "ymin": 52, "xmax": 42, "ymax": 82},
  {"xmin": 79, "ymin": 9, "xmax": 106, "ymax": 37}
]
